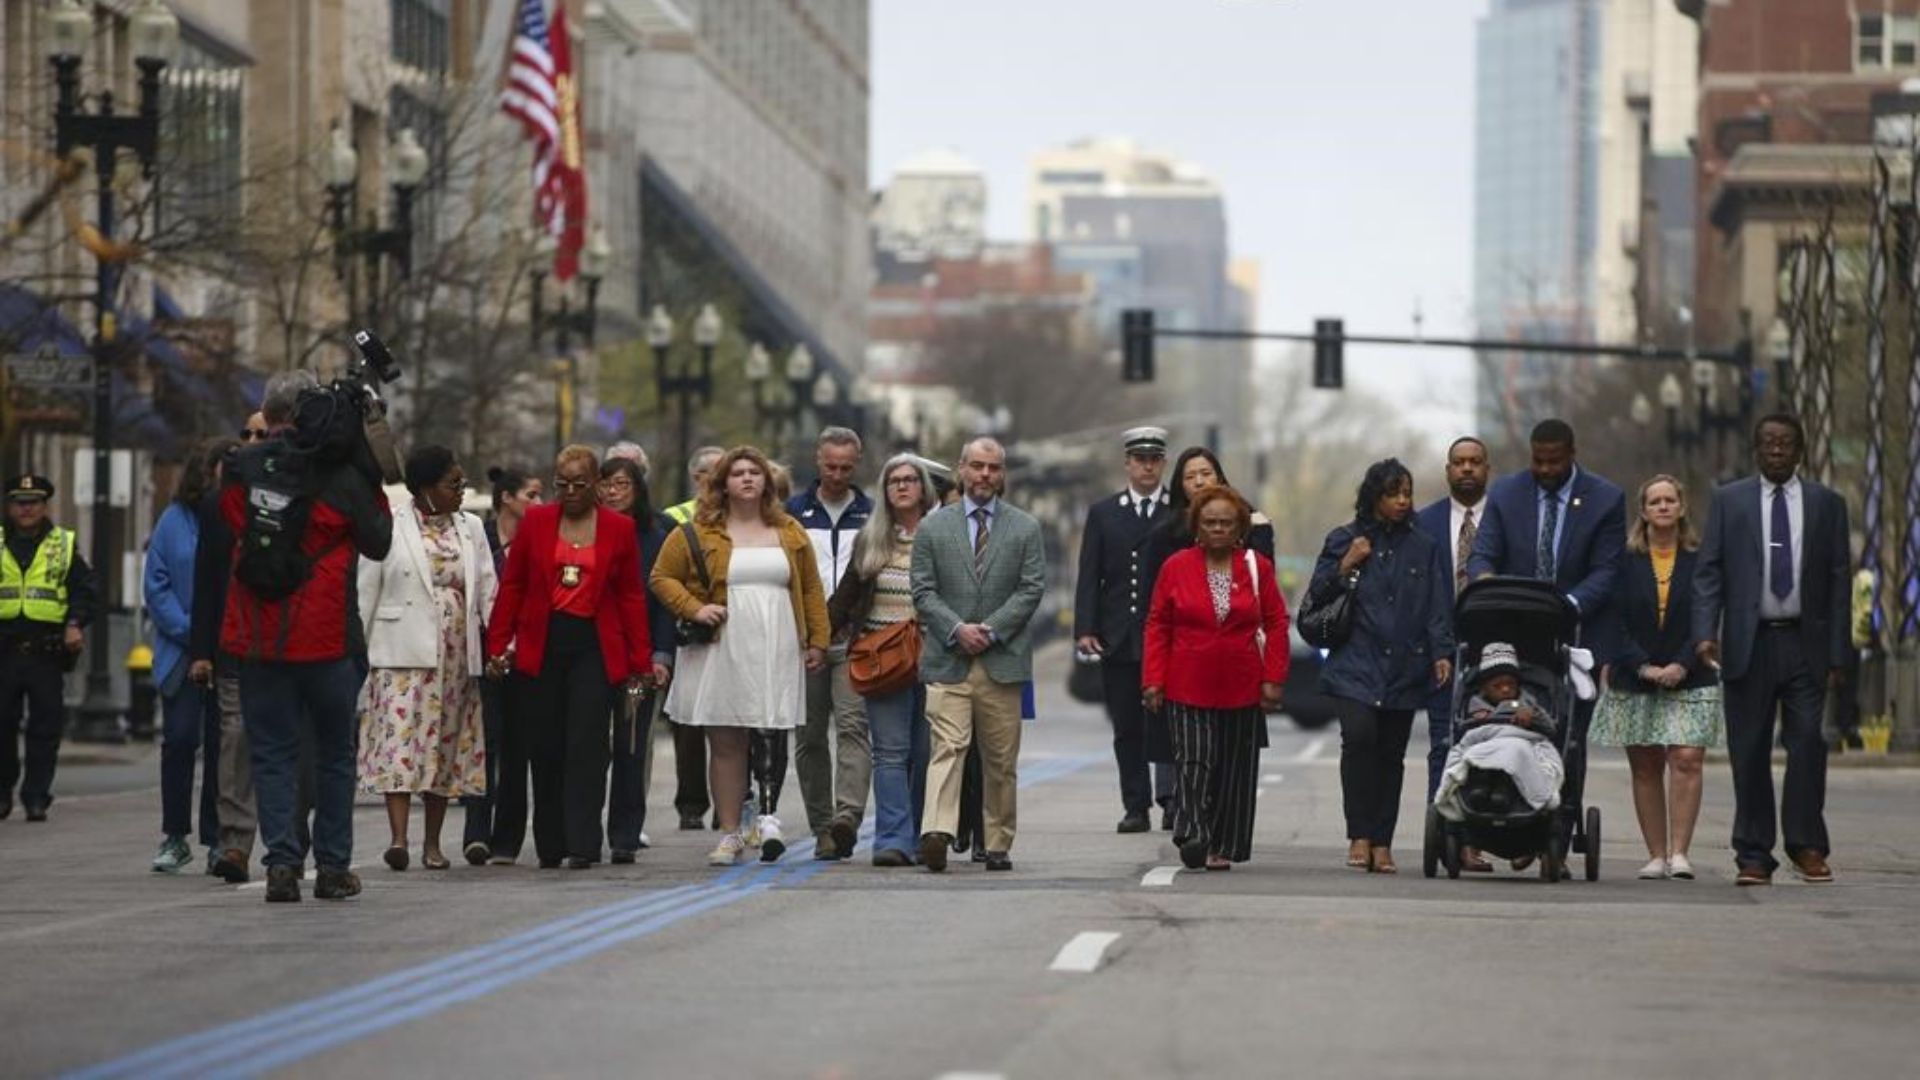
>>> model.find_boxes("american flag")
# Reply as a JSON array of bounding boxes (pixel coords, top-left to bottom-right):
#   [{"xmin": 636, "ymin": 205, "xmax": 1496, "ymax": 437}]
[{"xmin": 501, "ymin": 0, "xmax": 585, "ymax": 278}]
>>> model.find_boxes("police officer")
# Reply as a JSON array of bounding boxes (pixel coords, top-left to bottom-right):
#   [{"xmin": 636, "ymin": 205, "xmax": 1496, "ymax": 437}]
[
  {"xmin": 0, "ymin": 474, "xmax": 96, "ymax": 822},
  {"xmin": 1074, "ymin": 427, "xmax": 1177, "ymax": 833}
]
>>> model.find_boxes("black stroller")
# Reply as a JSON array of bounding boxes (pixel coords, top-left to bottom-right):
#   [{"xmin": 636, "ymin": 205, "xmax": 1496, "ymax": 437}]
[{"xmin": 1422, "ymin": 577, "xmax": 1601, "ymax": 883}]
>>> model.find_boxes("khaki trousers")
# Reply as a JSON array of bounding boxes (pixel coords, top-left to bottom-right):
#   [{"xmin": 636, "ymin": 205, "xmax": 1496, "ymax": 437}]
[{"xmin": 923, "ymin": 660, "xmax": 1023, "ymax": 853}]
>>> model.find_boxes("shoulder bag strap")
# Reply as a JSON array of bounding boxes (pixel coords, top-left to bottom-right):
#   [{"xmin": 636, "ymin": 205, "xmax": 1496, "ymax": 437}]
[{"xmin": 680, "ymin": 521, "xmax": 713, "ymax": 594}]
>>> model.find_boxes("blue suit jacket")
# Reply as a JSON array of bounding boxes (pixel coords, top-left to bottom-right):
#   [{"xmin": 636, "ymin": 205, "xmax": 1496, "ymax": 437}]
[{"xmin": 1464, "ymin": 467, "xmax": 1627, "ymax": 658}]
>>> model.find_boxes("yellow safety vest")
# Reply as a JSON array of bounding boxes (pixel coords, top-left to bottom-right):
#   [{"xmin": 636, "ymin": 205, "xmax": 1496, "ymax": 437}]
[
  {"xmin": 664, "ymin": 499, "xmax": 697, "ymax": 525},
  {"xmin": 0, "ymin": 526, "xmax": 75, "ymax": 624}
]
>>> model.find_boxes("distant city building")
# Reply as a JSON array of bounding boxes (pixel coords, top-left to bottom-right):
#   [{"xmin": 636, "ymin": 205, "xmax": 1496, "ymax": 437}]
[{"xmin": 873, "ymin": 148, "xmax": 988, "ymax": 260}]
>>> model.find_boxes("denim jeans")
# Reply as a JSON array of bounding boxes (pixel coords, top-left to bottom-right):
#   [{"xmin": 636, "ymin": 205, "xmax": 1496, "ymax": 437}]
[
  {"xmin": 865, "ymin": 682, "xmax": 929, "ymax": 856},
  {"xmin": 159, "ymin": 680, "xmax": 220, "ymax": 845},
  {"xmin": 240, "ymin": 658, "xmax": 364, "ymax": 871}
]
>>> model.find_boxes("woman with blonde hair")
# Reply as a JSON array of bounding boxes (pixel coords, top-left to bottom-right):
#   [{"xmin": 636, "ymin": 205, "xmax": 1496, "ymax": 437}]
[
  {"xmin": 652, "ymin": 446, "xmax": 829, "ymax": 866},
  {"xmin": 1593, "ymin": 473, "xmax": 1721, "ymax": 881}
]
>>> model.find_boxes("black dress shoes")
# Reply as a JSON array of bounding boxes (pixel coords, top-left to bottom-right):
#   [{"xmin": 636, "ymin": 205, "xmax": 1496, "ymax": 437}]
[
  {"xmin": 1116, "ymin": 812, "xmax": 1151, "ymax": 834},
  {"xmin": 984, "ymin": 852, "xmax": 1012, "ymax": 872},
  {"xmin": 23, "ymin": 800, "xmax": 50, "ymax": 822},
  {"xmin": 1178, "ymin": 837, "xmax": 1207, "ymax": 871},
  {"xmin": 0, "ymin": 794, "xmax": 11, "ymax": 819},
  {"xmin": 565, "ymin": 856, "xmax": 593, "ymax": 870},
  {"xmin": 679, "ymin": 813, "xmax": 705, "ymax": 831},
  {"xmin": 919, "ymin": 832, "xmax": 951, "ymax": 873},
  {"xmin": 610, "ymin": 850, "xmax": 636, "ymax": 865}
]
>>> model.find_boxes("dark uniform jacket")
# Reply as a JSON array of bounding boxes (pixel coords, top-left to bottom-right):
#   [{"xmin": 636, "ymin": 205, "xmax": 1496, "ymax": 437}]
[
  {"xmin": 1308, "ymin": 519, "xmax": 1454, "ymax": 710},
  {"xmin": 0, "ymin": 523, "xmax": 96, "ymax": 643},
  {"xmin": 1073, "ymin": 489, "xmax": 1170, "ymax": 665}
]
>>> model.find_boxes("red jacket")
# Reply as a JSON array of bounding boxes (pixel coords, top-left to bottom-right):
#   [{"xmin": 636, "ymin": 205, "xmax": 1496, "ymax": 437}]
[
  {"xmin": 1143, "ymin": 546, "xmax": 1290, "ymax": 709},
  {"xmin": 486, "ymin": 505, "xmax": 651, "ymax": 683},
  {"xmin": 219, "ymin": 467, "xmax": 392, "ymax": 663}
]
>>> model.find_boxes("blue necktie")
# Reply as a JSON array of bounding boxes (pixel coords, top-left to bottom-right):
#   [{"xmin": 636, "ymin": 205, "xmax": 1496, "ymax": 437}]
[
  {"xmin": 1769, "ymin": 485, "xmax": 1793, "ymax": 601},
  {"xmin": 1536, "ymin": 490, "xmax": 1560, "ymax": 582}
]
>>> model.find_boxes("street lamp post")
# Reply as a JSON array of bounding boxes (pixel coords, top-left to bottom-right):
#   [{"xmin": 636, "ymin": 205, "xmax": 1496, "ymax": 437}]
[
  {"xmin": 1767, "ymin": 316, "xmax": 1794, "ymax": 410},
  {"xmin": 325, "ymin": 125, "xmax": 429, "ymax": 333},
  {"xmin": 785, "ymin": 344, "xmax": 814, "ymax": 447},
  {"xmin": 47, "ymin": 0, "xmax": 177, "ymax": 742},
  {"xmin": 530, "ymin": 226, "xmax": 611, "ymax": 454},
  {"xmin": 648, "ymin": 304, "xmax": 721, "ymax": 499}
]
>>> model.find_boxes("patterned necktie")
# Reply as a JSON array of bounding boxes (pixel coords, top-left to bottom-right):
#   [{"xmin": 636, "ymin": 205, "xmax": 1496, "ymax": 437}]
[
  {"xmin": 972, "ymin": 506, "xmax": 991, "ymax": 575},
  {"xmin": 1456, "ymin": 508, "xmax": 1475, "ymax": 596},
  {"xmin": 1537, "ymin": 490, "xmax": 1560, "ymax": 582},
  {"xmin": 1770, "ymin": 485, "xmax": 1793, "ymax": 600}
]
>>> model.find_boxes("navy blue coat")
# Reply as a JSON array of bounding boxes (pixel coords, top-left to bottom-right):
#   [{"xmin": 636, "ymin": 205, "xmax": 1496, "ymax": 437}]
[
  {"xmin": 1608, "ymin": 548, "xmax": 1716, "ymax": 693},
  {"xmin": 1308, "ymin": 519, "xmax": 1453, "ymax": 710},
  {"xmin": 1413, "ymin": 497, "xmax": 1470, "ymax": 717},
  {"xmin": 1464, "ymin": 466, "xmax": 1626, "ymax": 660}
]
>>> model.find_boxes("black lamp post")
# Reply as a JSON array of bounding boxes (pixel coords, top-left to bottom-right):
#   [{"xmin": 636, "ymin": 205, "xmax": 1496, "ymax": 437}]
[
  {"xmin": 47, "ymin": 0, "xmax": 177, "ymax": 743},
  {"xmin": 530, "ymin": 226, "xmax": 611, "ymax": 454},
  {"xmin": 324, "ymin": 124, "xmax": 429, "ymax": 333},
  {"xmin": 1767, "ymin": 317, "xmax": 1794, "ymax": 410},
  {"xmin": 648, "ymin": 303, "xmax": 722, "ymax": 499},
  {"xmin": 1658, "ymin": 360, "xmax": 1749, "ymax": 475}
]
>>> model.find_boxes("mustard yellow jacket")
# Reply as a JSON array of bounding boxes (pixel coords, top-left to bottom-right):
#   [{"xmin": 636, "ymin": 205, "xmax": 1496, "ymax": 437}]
[{"xmin": 650, "ymin": 516, "xmax": 830, "ymax": 651}]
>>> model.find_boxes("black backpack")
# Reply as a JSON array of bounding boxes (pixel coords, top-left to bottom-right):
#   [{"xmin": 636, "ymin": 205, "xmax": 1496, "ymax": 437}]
[{"xmin": 229, "ymin": 439, "xmax": 322, "ymax": 603}]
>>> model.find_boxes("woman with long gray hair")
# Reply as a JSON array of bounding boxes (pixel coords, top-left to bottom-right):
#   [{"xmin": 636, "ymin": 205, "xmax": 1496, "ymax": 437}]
[{"xmin": 826, "ymin": 453, "xmax": 936, "ymax": 865}]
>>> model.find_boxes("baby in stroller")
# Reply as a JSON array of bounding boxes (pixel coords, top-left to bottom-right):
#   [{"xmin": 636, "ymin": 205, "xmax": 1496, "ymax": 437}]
[{"xmin": 1434, "ymin": 643, "xmax": 1567, "ymax": 853}]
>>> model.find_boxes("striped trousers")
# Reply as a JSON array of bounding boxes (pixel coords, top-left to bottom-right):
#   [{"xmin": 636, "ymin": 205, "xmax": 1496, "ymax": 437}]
[{"xmin": 1167, "ymin": 702, "xmax": 1263, "ymax": 862}]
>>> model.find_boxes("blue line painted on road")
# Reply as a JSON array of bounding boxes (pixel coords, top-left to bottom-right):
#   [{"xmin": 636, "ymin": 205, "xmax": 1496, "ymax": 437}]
[{"xmin": 67, "ymin": 752, "xmax": 1099, "ymax": 1080}]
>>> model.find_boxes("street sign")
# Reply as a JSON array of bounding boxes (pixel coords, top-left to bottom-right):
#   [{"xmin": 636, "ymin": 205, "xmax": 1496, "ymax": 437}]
[{"xmin": 6, "ymin": 350, "xmax": 93, "ymax": 389}]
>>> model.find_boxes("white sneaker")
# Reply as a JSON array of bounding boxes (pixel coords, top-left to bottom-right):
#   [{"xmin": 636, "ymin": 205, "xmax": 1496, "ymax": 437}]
[
  {"xmin": 742, "ymin": 818, "xmax": 763, "ymax": 848},
  {"xmin": 1667, "ymin": 853, "xmax": 1695, "ymax": 880},
  {"xmin": 757, "ymin": 814, "xmax": 786, "ymax": 863},
  {"xmin": 1637, "ymin": 857, "xmax": 1668, "ymax": 880},
  {"xmin": 707, "ymin": 833, "xmax": 745, "ymax": 866}
]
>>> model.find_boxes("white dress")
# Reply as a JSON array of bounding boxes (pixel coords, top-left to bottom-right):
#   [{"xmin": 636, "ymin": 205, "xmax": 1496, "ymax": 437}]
[{"xmin": 666, "ymin": 546, "xmax": 805, "ymax": 729}]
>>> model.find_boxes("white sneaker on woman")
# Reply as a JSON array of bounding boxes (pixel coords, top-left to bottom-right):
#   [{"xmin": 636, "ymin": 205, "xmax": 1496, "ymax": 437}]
[
  {"xmin": 1667, "ymin": 853, "xmax": 1695, "ymax": 880},
  {"xmin": 1637, "ymin": 857, "xmax": 1668, "ymax": 880},
  {"xmin": 757, "ymin": 815, "xmax": 785, "ymax": 863},
  {"xmin": 707, "ymin": 833, "xmax": 745, "ymax": 866}
]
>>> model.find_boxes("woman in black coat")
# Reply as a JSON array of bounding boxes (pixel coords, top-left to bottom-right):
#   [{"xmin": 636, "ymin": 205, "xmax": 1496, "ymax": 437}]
[
  {"xmin": 1306, "ymin": 458, "xmax": 1452, "ymax": 874},
  {"xmin": 599, "ymin": 456, "xmax": 676, "ymax": 862},
  {"xmin": 1591, "ymin": 474, "xmax": 1721, "ymax": 882}
]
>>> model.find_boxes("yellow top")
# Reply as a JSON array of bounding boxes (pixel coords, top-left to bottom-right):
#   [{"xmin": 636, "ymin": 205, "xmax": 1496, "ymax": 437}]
[{"xmin": 1651, "ymin": 546, "xmax": 1677, "ymax": 628}]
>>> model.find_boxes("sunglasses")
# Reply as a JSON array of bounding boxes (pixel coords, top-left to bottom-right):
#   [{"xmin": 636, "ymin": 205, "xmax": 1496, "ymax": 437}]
[
  {"xmin": 240, "ymin": 428, "xmax": 269, "ymax": 442},
  {"xmin": 554, "ymin": 479, "xmax": 594, "ymax": 493}
]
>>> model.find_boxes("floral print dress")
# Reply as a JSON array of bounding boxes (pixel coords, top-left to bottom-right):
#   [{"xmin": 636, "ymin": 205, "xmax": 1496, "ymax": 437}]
[{"xmin": 357, "ymin": 512, "xmax": 486, "ymax": 796}]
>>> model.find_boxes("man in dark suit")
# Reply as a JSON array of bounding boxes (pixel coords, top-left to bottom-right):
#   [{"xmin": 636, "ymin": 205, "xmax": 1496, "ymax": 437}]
[
  {"xmin": 1465, "ymin": 418, "xmax": 1625, "ymax": 821},
  {"xmin": 1414, "ymin": 435, "xmax": 1494, "ymax": 872},
  {"xmin": 1693, "ymin": 414, "xmax": 1851, "ymax": 886},
  {"xmin": 1075, "ymin": 426, "xmax": 1175, "ymax": 833}
]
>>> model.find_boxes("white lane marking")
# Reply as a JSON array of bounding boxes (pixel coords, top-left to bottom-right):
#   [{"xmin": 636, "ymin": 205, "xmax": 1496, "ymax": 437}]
[
  {"xmin": 1291, "ymin": 736, "xmax": 1329, "ymax": 763},
  {"xmin": 1141, "ymin": 866, "xmax": 1181, "ymax": 887},
  {"xmin": 1049, "ymin": 931, "xmax": 1122, "ymax": 973},
  {"xmin": 1262, "ymin": 773, "xmax": 1285, "ymax": 783}
]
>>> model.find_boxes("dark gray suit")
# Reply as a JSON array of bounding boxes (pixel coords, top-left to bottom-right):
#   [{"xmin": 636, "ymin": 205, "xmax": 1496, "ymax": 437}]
[{"xmin": 1693, "ymin": 474, "xmax": 1851, "ymax": 871}]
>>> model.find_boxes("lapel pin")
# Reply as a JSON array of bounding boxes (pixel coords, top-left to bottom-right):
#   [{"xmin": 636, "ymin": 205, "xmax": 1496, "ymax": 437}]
[{"xmin": 1572, "ymin": 498, "xmax": 1582, "ymax": 509}]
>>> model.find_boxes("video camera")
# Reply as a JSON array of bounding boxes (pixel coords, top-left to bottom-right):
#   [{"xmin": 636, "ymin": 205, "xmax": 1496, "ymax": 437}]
[{"xmin": 286, "ymin": 329, "xmax": 405, "ymax": 482}]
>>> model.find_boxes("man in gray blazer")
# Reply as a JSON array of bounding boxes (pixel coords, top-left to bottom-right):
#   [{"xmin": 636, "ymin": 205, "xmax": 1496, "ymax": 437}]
[
  {"xmin": 1694, "ymin": 414, "xmax": 1852, "ymax": 886},
  {"xmin": 911, "ymin": 437, "xmax": 1047, "ymax": 873}
]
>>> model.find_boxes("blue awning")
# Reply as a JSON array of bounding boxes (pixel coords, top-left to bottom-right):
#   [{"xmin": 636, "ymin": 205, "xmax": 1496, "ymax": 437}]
[{"xmin": 0, "ymin": 283, "xmax": 90, "ymax": 357}]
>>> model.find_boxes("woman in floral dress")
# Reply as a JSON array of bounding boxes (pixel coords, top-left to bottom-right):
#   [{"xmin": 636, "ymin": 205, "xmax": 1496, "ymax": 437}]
[{"xmin": 357, "ymin": 446, "xmax": 499, "ymax": 870}]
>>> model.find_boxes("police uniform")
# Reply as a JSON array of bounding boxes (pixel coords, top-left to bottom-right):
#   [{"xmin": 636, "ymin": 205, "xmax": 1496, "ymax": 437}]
[
  {"xmin": 0, "ymin": 474, "xmax": 96, "ymax": 821},
  {"xmin": 1073, "ymin": 428, "xmax": 1176, "ymax": 829}
]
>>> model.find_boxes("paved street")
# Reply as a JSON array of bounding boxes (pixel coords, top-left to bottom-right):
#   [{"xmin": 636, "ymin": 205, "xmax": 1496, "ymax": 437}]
[{"xmin": 5, "ymin": 646, "xmax": 1918, "ymax": 1080}]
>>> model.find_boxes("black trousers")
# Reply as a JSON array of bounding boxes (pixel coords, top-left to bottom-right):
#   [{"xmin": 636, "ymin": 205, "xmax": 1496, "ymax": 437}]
[
  {"xmin": 0, "ymin": 647, "xmax": 66, "ymax": 807},
  {"xmin": 503, "ymin": 616, "xmax": 613, "ymax": 864},
  {"xmin": 1725, "ymin": 624, "xmax": 1829, "ymax": 871},
  {"xmin": 1168, "ymin": 702, "xmax": 1262, "ymax": 862},
  {"xmin": 1102, "ymin": 663, "xmax": 1174, "ymax": 815},
  {"xmin": 606, "ymin": 690, "xmax": 656, "ymax": 852},
  {"xmin": 749, "ymin": 729, "xmax": 788, "ymax": 817},
  {"xmin": 463, "ymin": 677, "xmax": 509, "ymax": 849},
  {"xmin": 670, "ymin": 719, "xmax": 711, "ymax": 821},
  {"xmin": 1334, "ymin": 699, "xmax": 1415, "ymax": 845}
]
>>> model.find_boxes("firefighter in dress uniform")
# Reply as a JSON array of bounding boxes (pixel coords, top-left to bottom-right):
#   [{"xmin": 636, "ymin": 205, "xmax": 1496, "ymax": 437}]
[
  {"xmin": 0, "ymin": 474, "xmax": 96, "ymax": 822},
  {"xmin": 1074, "ymin": 427, "xmax": 1178, "ymax": 833}
]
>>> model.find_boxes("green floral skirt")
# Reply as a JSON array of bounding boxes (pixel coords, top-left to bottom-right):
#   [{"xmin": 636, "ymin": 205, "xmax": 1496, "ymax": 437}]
[{"xmin": 1590, "ymin": 685, "xmax": 1723, "ymax": 748}]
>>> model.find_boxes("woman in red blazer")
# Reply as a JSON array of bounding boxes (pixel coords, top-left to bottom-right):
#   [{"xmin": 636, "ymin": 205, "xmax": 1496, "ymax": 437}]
[
  {"xmin": 1143, "ymin": 485, "xmax": 1289, "ymax": 871},
  {"xmin": 486, "ymin": 445, "xmax": 652, "ymax": 869}
]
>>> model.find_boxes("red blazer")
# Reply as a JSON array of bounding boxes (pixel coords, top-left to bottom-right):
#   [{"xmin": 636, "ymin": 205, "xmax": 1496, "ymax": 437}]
[
  {"xmin": 1143, "ymin": 546, "xmax": 1290, "ymax": 709},
  {"xmin": 486, "ymin": 505, "xmax": 651, "ymax": 683}
]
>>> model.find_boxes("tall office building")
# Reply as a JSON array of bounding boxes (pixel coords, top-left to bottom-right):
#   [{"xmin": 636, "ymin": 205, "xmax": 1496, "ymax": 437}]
[{"xmin": 1473, "ymin": 0, "xmax": 1602, "ymax": 445}]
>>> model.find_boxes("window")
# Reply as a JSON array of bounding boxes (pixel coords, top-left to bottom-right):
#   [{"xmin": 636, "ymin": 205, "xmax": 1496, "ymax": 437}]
[
  {"xmin": 1857, "ymin": 13, "xmax": 1920, "ymax": 68},
  {"xmin": 160, "ymin": 35, "xmax": 248, "ymax": 237},
  {"xmin": 390, "ymin": 0, "xmax": 451, "ymax": 79}
]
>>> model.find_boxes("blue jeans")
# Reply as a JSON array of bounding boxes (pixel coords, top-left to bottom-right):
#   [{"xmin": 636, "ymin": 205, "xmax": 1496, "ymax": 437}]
[
  {"xmin": 240, "ymin": 658, "xmax": 364, "ymax": 871},
  {"xmin": 865, "ymin": 683, "xmax": 929, "ymax": 856},
  {"xmin": 159, "ymin": 680, "xmax": 220, "ymax": 845}
]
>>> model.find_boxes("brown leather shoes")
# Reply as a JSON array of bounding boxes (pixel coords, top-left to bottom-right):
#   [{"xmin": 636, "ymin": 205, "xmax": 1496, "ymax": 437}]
[
  {"xmin": 1735, "ymin": 864, "xmax": 1773, "ymax": 887},
  {"xmin": 1791, "ymin": 851, "xmax": 1834, "ymax": 884}
]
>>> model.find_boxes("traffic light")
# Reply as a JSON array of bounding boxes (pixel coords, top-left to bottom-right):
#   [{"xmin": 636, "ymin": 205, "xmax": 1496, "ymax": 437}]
[
  {"xmin": 1313, "ymin": 317, "xmax": 1344, "ymax": 389},
  {"xmin": 1122, "ymin": 308, "xmax": 1154, "ymax": 383}
]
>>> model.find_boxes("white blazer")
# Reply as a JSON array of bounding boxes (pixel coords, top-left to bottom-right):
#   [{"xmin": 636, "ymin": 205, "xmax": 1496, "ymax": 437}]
[{"xmin": 357, "ymin": 499, "xmax": 499, "ymax": 676}]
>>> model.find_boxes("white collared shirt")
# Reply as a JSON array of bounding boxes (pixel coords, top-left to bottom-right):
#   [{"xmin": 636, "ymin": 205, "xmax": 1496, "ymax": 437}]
[
  {"xmin": 1760, "ymin": 475, "xmax": 1804, "ymax": 619},
  {"xmin": 1448, "ymin": 496, "xmax": 1484, "ymax": 563},
  {"xmin": 1123, "ymin": 486, "xmax": 1166, "ymax": 519}
]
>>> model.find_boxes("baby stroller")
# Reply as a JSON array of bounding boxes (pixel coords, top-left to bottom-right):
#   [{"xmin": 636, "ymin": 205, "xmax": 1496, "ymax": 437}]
[{"xmin": 1422, "ymin": 577, "xmax": 1601, "ymax": 883}]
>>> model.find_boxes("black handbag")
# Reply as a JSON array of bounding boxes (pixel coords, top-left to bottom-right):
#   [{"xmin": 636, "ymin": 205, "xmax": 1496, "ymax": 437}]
[
  {"xmin": 1297, "ymin": 570, "xmax": 1358, "ymax": 649},
  {"xmin": 673, "ymin": 521, "xmax": 719, "ymax": 646}
]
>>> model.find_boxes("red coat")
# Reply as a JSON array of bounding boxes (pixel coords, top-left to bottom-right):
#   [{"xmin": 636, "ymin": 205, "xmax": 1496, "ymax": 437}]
[
  {"xmin": 486, "ymin": 505, "xmax": 652, "ymax": 683},
  {"xmin": 1143, "ymin": 546, "xmax": 1290, "ymax": 709},
  {"xmin": 219, "ymin": 469, "xmax": 392, "ymax": 663}
]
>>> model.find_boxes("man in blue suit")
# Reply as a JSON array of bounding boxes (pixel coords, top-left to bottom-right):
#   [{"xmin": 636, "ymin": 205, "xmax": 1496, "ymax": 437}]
[{"xmin": 1465, "ymin": 419, "xmax": 1625, "ymax": 822}]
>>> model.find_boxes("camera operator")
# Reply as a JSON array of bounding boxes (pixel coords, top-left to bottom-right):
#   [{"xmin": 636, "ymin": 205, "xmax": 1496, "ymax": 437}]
[{"xmin": 220, "ymin": 361, "xmax": 398, "ymax": 903}]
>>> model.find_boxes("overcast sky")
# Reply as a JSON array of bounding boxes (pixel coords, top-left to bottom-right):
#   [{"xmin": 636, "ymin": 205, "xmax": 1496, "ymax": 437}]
[{"xmin": 870, "ymin": 0, "xmax": 1483, "ymax": 444}]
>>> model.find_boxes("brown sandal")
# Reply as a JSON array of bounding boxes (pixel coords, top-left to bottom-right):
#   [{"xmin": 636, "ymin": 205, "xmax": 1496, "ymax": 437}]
[
  {"xmin": 1369, "ymin": 848, "xmax": 1398, "ymax": 874},
  {"xmin": 1347, "ymin": 839, "xmax": 1372, "ymax": 869},
  {"xmin": 421, "ymin": 848, "xmax": 451, "ymax": 871}
]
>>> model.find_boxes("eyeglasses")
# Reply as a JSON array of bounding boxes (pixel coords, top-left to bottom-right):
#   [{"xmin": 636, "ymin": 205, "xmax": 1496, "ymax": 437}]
[
  {"xmin": 554, "ymin": 479, "xmax": 594, "ymax": 493},
  {"xmin": 240, "ymin": 428, "xmax": 269, "ymax": 442},
  {"xmin": 886, "ymin": 476, "xmax": 922, "ymax": 488},
  {"xmin": 601, "ymin": 478, "xmax": 634, "ymax": 491}
]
